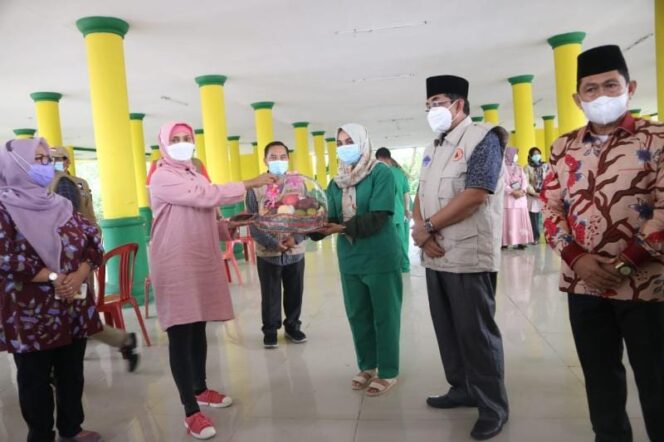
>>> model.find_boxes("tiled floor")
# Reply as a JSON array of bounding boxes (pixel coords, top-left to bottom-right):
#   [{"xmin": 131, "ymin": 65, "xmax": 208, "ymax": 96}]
[{"xmin": 0, "ymin": 240, "xmax": 650, "ymax": 441}]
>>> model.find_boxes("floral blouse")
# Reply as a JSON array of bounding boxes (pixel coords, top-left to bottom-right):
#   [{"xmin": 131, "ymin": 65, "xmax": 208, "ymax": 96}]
[
  {"xmin": 0, "ymin": 203, "xmax": 103, "ymax": 353},
  {"xmin": 541, "ymin": 114, "xmax": 664, "ymax": 301}
]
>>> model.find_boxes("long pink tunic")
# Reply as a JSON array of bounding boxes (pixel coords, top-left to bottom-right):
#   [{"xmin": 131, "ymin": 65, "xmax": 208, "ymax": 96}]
[
  {"xmin": 502, "ymin": 163, "xmax": 533, "ymax": 246},
  {"xmin": 148, "ymin": 167, "xmax": 246, "ymax": 330}
]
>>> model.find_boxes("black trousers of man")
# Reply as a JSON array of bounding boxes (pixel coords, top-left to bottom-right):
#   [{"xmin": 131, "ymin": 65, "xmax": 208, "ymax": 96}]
[
  {"xmin": 568, "ymin": 294, "xmax": 664, "ymax": 442},
  {"xmin": 257, "ymin": 257, "xmax": 305, "ymax": 334},
  {"xmin": 13, "ymin": 339, "xmax": 88, "ymax": 442},
  {"xmin": 425, "ymin": 270, "xmax": 509, "ymax": 422}
]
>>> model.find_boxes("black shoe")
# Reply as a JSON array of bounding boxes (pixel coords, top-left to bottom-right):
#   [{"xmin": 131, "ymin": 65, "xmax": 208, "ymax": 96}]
[
  {"xmin": 285, "ymin": 329, "xmax": 307, "ymax": 344},
  {"xmin": 426, "ymin": 393, "xmax": 476, "ymax": 409},
  {"xmin": 263, "ymin": 332, "xmax": 278, "ymax": 349},
  {"xmin": 120, "ymin": 332, "xmax": 140, "ymax": 373},
  {"xmin": 470, "ymin": 417, "xmax": 507, "ymax": 440}
]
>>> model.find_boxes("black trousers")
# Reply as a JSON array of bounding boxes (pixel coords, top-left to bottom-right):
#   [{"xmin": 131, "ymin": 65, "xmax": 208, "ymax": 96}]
[
  {"xmin": 425, "ymin": 270, "xmax": 509, "ymax": 422},
  {"xmin": 529, "ymin": 211, "xmax": 541, "ymax": 242},
  {"xmin": 167, "ymin": 322, "xmax": 208, "ymax": 417},
  {"xmin": 568, "ymin": 294, "xmax": 664, "ymax": 442},
  {"xmin": 257, "ymin": 257, "xmax": 305, "ymax": 334},
  {"xmin": 13, "ymin": 339, "xmax": 87, "ymax": 442}
]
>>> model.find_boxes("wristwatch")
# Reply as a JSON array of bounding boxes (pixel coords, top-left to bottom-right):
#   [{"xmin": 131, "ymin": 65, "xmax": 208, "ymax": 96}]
[
  {"xmin": 615, "ymin": 261, "xmax": 634, "ymax": 277},
  {"xmin": 424, "ymin": 218, "xmax": 436, "ymax": 234},
  {"xmin": 48, "ymin": 272, "xmax": 58, "ymax": 283}
]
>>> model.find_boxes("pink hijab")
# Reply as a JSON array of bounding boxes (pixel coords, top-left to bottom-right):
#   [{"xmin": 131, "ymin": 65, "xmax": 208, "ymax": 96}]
[{"xmin": 0, "ymin": 138, "xmax": 73, "ymax": 272}]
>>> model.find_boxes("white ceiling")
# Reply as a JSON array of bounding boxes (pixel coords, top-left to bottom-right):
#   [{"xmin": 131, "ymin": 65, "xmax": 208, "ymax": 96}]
[{"xmin": 0, "ymin": 0, "xmax": 658, "ymax": 154}]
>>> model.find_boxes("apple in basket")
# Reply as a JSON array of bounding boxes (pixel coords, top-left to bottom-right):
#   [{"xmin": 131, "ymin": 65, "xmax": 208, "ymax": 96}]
[{"xmin": 282, "ymin": 194, "xmax": 300, "ymax": 206}]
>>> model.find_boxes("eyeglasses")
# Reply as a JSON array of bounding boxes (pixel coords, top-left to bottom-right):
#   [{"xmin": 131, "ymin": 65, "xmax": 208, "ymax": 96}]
[
  {"xmin": 425, "ymin": 100, "xmax": 453, "ymax": 113},
  {"xmin": 34, "ymin": 155, "xmax": 54, "ymax": 166}
]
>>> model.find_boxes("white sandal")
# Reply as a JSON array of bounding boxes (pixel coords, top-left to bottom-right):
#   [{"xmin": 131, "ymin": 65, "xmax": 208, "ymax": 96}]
[
  {"xmin": 366, "ymin": 378, "xmax": 398, "ymax": 397},
  {"xmin": 351, "ymin": 370, "xmax": 376, "ymax": 390}
]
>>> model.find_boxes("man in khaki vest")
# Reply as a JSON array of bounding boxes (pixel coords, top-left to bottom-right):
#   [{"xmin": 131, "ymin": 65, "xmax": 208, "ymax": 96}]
[
  {"xmin": 245, "ymin": 141, "xmax": 307, "ymax": 349},
  {"xmin": 412, "ymin": 75, "xmax": 509, "ymax": 440},
  {"xmin": 49, "ymin": 147, "xmax": 139, "ymax": 372}
]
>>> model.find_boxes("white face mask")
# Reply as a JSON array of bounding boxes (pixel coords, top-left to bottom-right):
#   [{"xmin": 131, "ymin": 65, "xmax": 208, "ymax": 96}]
[
  {"xmin": 167, "ymin": 142, "xmax": 195, "ymax": 161},
  {"xmin": 580, "ymin": 91, "xmax": 629, "ymax": 126},
  {"xmin": 427, "ymin": 103, "xmax": 456, "ymax": 134}
]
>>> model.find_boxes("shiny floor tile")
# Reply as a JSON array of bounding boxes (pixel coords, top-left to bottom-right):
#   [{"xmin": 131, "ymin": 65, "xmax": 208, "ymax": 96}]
[{"xmin": 0, "ymin": 241, "xmax": 651, "ymax": 441}]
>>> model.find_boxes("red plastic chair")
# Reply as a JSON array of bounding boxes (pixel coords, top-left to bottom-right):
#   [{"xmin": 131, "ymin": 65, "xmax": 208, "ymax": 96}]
[
  {"xmin": 222, "ymin": 241, "xmax": 242, "ymax": 285},
  {"xmin": 95, "ymin": 243, "xmax": 151, "ymax": 346},
  {"xmin": 236, "ymin": 226, "xmax": 256, "ymax": 264}
]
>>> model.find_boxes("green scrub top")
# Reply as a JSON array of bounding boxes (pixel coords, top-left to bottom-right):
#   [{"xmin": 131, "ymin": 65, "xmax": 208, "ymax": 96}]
[
  {"xmin": 390, "ymin": 166, "xmax": 410, "ymax": 225},
  {"xmin": 326, "ymin": 163, "xmax": 401, "ymax": 275}
]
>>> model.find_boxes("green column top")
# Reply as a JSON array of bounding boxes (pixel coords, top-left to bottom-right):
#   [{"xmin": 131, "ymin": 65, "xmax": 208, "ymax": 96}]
[
  {"xmin": 251, "ymin": 101, "xmax": 275, "ymax": 110},
  {"xmin": 150, "ymin": 145, "xmax": 159, "ymax": 151},
  {"xmin": 481, "ymin": 103, "xmax": 499, "ymax": 111},
  {"xmin": 129, "ymin": 113, "xmax": 145, "ymax": 121},
  {"xmin": 325, "ymin": 137, "xmax": 336, "ymax": 142},
  {"xmin": 251, "ymin": 142, "xmax": 258, "ymax": 146},
  {"xmin": 13, "ymin": 128, "xmax": 36, "ymax": 136},
  {"xmin": 630, "ymin": 108, "xmax": 642, "ymax": 114},
  {"xmin": 194, "ymin": 129, "xmax": 204, "ymax": 135},
  {"xmin": 542, "ymin": 115, "xmax": 556, "ymax": 121},
  {"xmin": 30, "ymin": 92, "xmax": 62, "ymax": 102},
  {"xmin": 293, "ymin": 122, "xmax": 309, "ymax": 128},
  {"xmin": 195, "ymin": 75, "xmax": 228, "ymax": 87},
  {"xmin": 228, "ymin": 136, "xmax": 241, "ymax": 141},
  {"xmin": 508, "ymin": 75, "xmax": 535, "ymax": 85},
  {"xmin": 547, "ymin": 31, "xmax": 586, "ymax": 49},
  {"xmin": 76, "ymin": 17, "xmax": 129, "ymax": 38},
  {"xmin": 311, "ymin": 130, "xmax": 325, "ymax": 136},
  {"xmin": 471, "ymin": 116, "xmax": 483, "ymax": 122}
]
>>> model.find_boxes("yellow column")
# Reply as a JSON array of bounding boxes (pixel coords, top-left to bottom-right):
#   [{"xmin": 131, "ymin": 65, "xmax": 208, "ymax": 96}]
[
  {"xmin": 311, "ymin": 130, "xmax": 327, "ymax": 188},
  {"xmin": 30, "ymin": 92, "xmax": 64, "ymax": 147},
  {"xmin": 630, "ymin": 108, "xmax": 641, "ymax": 118},
  {"xmin": 508, "ymin": 75, "xmax": 537, "ymax": 165},
  {"xmin": 251, "ymin": 142, "xmax": 260, "ymax": 176},
  {"xmin": 542, "ymin": 115, "xmax": 558, "ymax": 161},
  {"xmin": 150, "ymin": 145, "xmax": 161, "ymax": 162},
  {"xmin": 251, "ymin": 101, "xmax": 275, "ymax": 174},
  {"xmin": 508, "ymin": 131, "xmax": 516, "ymax": 147},
  {"xmin": 129, "ymin": 113, "xmax": 149, "ymax": 209},
  {"xmin": 194, "ymin": 129, "xmax": 207, "ymax": 166},
  {"xmin": 64, "ymin": 145, "xmax": 77, "ymax": 176},
  {"xmin": 642, "ymin": 114, "xmax": 653, "ymax": 121},
  {"xmin": 77, "ymin": 16, "xmax": 147, "ymax": 297},
  {"xmin": 656, "ymin": 0, "xmax": 664, "ymax": 118},
  {"xmin": 13, "ymin": 128, "xmax": 36, "ymax": 139},
  {"xmin": 326, "ymin": 137, "xmax": 338, "ymax": 178},
  {"xmin": 195, "ymin": 75, "xmax": 230, "ymax": 184},
  {"xmin": 548, "ymin": 32, "xmax": 587, "ymax": 135},
  {"xmin": 471, "ymin": 116, "xmax": 483, "ymax": 123},
  {"xmin": 293, "ymin": 122, "xmax": 313, "ymax": 176},
  {"xmin": 239, "ymin": 143, "xmax": 258, "ymax": 180},
  {"xmin": 535, "ymin": 127, "xmax": 545, "ymax": 151},
  {"xmin": 481, "ymin": 104, "xmax": 500, "ymax": 125},
  {"xmin": 227, "ymin": 136, "xmax": 242, "ymax": 181}
]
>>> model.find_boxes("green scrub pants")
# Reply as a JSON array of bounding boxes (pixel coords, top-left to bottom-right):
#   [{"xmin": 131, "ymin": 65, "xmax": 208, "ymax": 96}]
[{"xmin": 340, "ymin": 271, "xmax": 403, "ymax": 379}]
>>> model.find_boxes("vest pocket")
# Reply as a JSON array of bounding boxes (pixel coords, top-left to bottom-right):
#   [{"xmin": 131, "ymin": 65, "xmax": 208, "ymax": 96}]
[{"xmin": 440, "ymin": 229, "xmax": 479, "ymax": 266}]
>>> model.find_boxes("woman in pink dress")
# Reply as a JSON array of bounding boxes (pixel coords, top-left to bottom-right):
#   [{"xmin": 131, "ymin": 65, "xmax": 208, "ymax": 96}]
[
  {"xmin": 148, "ymin": 122, "xmax": 274, "ymax": 440},
  {"xmin": 502, "ymin": 147, "xmax": 533, "ymax": 249}
]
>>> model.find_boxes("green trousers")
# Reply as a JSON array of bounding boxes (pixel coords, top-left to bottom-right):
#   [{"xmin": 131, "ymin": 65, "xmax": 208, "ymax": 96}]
[
  {"xmin": 340, "ymin": 271, "xmax": 403, "ymax": 379},
  {"xmin": 395, "ymin": 223, "xmax": 411, "ymax": 272}
]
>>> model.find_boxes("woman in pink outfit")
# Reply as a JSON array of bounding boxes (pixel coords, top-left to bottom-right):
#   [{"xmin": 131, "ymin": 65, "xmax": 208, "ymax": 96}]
[
  {"xmin": 502, "ymin": 147, "xmax": 533, "ymax": 249},
  {"xmin": 148, "ymin": 122, "xmax": 274, "ymax": 440}
]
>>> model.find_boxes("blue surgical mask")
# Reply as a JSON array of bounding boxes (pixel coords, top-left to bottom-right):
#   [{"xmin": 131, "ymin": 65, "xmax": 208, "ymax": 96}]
[
  {"xmin": 531, "ymin": 154, "xmax": 542, "ymax": 163},
  {"xmin": 28, "ymin": 164, "xmax": 55, "ymax": 187},
  {"xmin": 268, "ymin": 160, "xmax": 289, "ymax": 175},
  {"xmin": 54, "ymin": 161, "xmax": 65, "ymax": 172},
  {"xmin": 337, "ymin": 143, "xmax": 362, "ymax": 165}
]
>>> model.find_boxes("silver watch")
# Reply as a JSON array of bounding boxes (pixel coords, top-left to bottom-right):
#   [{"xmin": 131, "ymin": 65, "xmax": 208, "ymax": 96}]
[{"xmin": 48, "ymin": 272, "xmax": 58, "ymax": 283}]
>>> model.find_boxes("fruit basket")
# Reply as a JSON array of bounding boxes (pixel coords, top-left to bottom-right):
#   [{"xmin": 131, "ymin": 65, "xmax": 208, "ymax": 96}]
[{"xmin": 255, "ymin": 173, "xmax": 328, "ymax": 234}]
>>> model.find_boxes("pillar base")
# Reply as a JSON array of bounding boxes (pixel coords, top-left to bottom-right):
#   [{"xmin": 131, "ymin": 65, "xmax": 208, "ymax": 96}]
[
  {"xmin": 100, "ymin": 216, "xmax": 149, "ymax": 304},
  {"xmin": 139, "ymin": 206, "xmax": 152, "ymax": 238}
]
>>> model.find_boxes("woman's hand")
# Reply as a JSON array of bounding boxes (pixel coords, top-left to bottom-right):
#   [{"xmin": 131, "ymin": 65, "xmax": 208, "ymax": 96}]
[
  {"xmin": 56, "ymin": 265, "xmax": 90, "ymax": 301},
  {"xmin": 317, "ymin": 223, "xmax": 345, "ymax": 236},
  {"xmin": 243, "ymin": 173, "xmax": 277, "ymax": 189}
]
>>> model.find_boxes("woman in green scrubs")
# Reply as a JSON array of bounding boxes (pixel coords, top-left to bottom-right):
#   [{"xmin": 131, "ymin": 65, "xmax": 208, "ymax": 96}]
[{"xmin": 314, "ymin": 123, "xmax": 403, "ymax": 397}]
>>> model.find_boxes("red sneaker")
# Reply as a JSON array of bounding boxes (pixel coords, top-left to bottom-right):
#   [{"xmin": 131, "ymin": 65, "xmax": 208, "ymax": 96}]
[
  {"xmin": 196, "ymin": 389, "xmax": 233, "ymax": 408},
  {"xmin": 184, "ymin": 412, "xmax": 216, "ymax": 440}
]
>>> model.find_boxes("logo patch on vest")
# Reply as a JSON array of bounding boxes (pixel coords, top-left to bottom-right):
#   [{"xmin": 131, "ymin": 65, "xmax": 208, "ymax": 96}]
[
  {"xmin": 453, "ymin": 148, "xmax": 463, "ymax": 161},
  {"xmin": 422, "ymin": 155, "xmax": 432, "ymax": 167}
]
